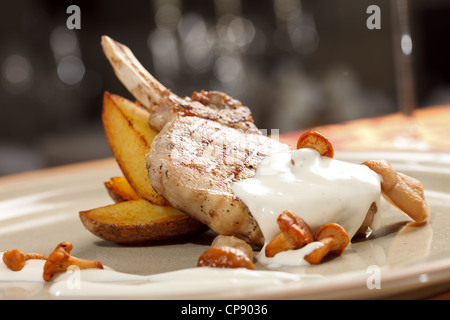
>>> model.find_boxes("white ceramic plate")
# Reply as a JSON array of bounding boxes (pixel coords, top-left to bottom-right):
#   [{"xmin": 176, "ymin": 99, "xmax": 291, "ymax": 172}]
[{"xmin": 0, "ymin": 152, "xmax": 449, "ymax": 300}]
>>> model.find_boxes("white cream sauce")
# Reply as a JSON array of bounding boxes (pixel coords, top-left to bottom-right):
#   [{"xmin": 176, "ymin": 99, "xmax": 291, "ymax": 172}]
[
  {"xmin": 232, "ymin": 148, "xmax": 381, "ymax": 266},
  {"xmin": 0, "ymin": 253, "xmax": 322, "ymax": 298}
]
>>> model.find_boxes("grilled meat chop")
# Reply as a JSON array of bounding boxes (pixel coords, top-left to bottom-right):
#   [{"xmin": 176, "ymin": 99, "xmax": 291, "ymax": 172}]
[{"xmin": 102, "ymin": 36, "xmax": 288, "ymax": 246}]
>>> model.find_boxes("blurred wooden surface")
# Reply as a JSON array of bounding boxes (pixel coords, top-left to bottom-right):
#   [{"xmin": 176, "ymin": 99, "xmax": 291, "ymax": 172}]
[{"xmin": 280, "ymin": 105, "xmax": 450, "ymax": 152}]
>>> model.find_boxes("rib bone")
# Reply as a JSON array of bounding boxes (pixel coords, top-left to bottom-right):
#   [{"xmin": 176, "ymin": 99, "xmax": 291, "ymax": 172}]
[{"xmin": 101, "ymin": 35, "xmax": 165, "ymax": 110}]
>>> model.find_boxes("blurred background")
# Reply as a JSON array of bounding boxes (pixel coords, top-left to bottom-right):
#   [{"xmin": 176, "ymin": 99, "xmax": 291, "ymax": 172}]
[{"xmin": 0, "ymin": 0, "xmax": 449, "ymax": 176}]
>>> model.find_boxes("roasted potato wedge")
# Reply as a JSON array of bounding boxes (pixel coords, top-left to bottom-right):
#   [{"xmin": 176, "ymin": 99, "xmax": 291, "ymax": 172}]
[
  {"xmin": 79, "ymin": 199, "xmax": 207, "ymax": 243},
  {"xmin": 104, "ymin": 176, "xmax": 140, "ymax": 203},
  {"xmin": 102, "ymin": 92, "xmax": 169, "ymax": 205}
]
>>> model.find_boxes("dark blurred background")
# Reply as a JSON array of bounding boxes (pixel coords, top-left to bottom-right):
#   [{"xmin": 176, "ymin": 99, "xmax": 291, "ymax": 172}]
[{"xmin": 1, "ymin": 0, "xmax": 449, "ymax": 176}]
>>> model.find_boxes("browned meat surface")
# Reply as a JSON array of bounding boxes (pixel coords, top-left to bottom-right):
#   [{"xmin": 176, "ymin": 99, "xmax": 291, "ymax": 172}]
[
  {"xmin": 147, "ymin": 115, "xmax": 288, "ymax": 246},
  {"xmin": 147, "ymin": 89, "xmax": 261, "ymax": 134}
]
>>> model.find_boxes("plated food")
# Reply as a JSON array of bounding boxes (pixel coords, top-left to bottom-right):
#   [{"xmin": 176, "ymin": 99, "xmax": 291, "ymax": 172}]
[
  {"xmin": 92, "ymin": 36, "xmax": 429, "ymax": 264},
  {"xmin": 0, "ymin": 36, "xmax": 432, "ymax": 287}
]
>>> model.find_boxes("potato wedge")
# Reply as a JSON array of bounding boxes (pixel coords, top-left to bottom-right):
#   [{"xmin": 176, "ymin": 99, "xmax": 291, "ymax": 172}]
[
  {"xmin": 79, "ymin": 199, "xmax": 207, "ymax": 243},
  {"xmin": 104, "ymin": 176, "xmax": 140, "ymax": 203},
  {"xmin": 102, "ymin": 92, "xmax": 169, "ymax": 205}
]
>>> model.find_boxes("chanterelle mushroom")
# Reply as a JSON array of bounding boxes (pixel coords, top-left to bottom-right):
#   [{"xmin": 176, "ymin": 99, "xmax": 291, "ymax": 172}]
[
  {"xmin": 197, "ymin": 235, "xmax": 255, "ymax": 270},
  {"xmin": 297, "ymin": 131, "xmax": 334, "ymax": 158},
  {"xmin": 2, "ymin": 249, "xmax": 46, "ymax": 272},
  {"xmin": 265, "ymin": 210, "xmax": 314, "ymax": 258},
  {"xmin": 211, "ymin": 235, "xmax": 254, "ymax": 261},
  {"xmin": 197, "ymin": 247, "xmax": 255, "ymax": 270},
  {"xmin": 363, "ymin": 160, "xmax": 430, "ymax": 223},
  {"xmin": 43, "ymin": 242, "xmax": 103, "ymax": 281}
]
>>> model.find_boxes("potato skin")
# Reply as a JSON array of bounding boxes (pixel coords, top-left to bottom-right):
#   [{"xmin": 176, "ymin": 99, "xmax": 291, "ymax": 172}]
[
  {"xmin": 79, "ymin": 200, "xmax": 207, "ymax": 244},
  {"xmin": 79, "ymin": 213, "xmax": 207, "ymax": 244}
]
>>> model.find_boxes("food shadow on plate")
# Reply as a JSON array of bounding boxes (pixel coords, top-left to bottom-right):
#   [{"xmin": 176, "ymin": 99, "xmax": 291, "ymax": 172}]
[
  {"xmin": 352, "ymin": 220, "xmax": 411, "ymax": 244},
  {"xmin": 91, "ymin": 229, "xmax": 216, "ymax": 248},
  {"xmin": 350, "ymin": 219, "xmax": 433, "ymax": 268}
]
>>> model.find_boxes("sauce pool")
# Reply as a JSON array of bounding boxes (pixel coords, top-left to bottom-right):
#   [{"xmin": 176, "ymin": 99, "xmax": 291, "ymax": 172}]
[
  {"xmin": 0, "ymin": 254, "xmax": 322, "ymax": 298},
  {"xmin": 232, "ymin": 148, "xmax": 381, "ymax": 266}
]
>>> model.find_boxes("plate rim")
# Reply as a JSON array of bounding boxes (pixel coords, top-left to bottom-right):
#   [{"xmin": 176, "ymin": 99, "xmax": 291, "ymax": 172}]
[{"xmin": 1, "ymin": 151, "xmax": 449, "ymax": 299}]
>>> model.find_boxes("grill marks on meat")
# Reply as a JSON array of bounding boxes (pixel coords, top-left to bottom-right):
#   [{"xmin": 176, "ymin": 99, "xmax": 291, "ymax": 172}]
[
  {"xmin": 173, "ymin": 119, "xmax": 258, "ymax": 183},
  {"xmin": 147, "ymin": 116, "xmax": 288, "ymax": 245},
  {"xmin": 189, "ymin": 90, "xmax": 258, "ymax": 133}
]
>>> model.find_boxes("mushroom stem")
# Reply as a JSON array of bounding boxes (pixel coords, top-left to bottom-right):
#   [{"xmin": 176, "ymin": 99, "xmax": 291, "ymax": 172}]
[
  {"xmin": 25, "ymin": 253, "xmax": 47, "ymax": 260},
  {"xmin": 265, "ymin": 210, "xmax": 314, "ymax": 258},
  {"xmin": 43, "ymin": 242, "xmax": 103, "ymax": 281},
  {"xmin": 265, "ymin": 232, "xmax": 298, "ymax": 258},
  {"xmin": 304, "ymin": 237, "xmax": 334, "ymax": 264}
]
